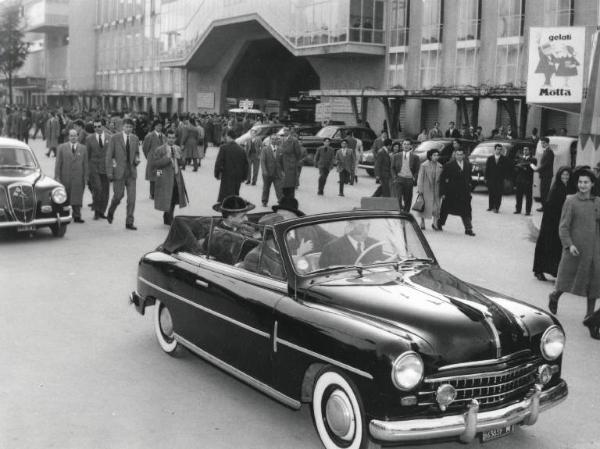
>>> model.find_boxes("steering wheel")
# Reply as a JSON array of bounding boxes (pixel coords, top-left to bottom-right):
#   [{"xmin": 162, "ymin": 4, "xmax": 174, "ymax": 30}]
[{"xmin": 354, "ymin": 241, "xmax": 400, "ymax": 265}]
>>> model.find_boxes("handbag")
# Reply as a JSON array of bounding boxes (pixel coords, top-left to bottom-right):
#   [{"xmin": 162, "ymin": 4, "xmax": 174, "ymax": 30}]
[{"xmin": 412, "ymin": 193, "xmax": 425, "ymax": 212}]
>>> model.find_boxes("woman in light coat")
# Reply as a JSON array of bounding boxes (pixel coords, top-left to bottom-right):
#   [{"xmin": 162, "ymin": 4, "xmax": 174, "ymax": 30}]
[
  {"xmin": 548, "ymin": 169, "xmax": 600, "ymax": 339},
  {"xmin": 416, "ymin": 149, "xmax": 442, "ymax": 230}
]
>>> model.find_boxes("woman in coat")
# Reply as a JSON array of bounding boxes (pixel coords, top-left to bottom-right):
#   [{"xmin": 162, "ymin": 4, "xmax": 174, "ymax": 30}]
[
  {"xmin": 548, "ymin": 169, "xmax": 600, "ymax": 339},
  {"xmin": 416, "ymin": 149, "xmax": 442, "ymax": 230},
  {"xmin": 533, "ymin": 167, "xmax": 572, "ymax": 280}
]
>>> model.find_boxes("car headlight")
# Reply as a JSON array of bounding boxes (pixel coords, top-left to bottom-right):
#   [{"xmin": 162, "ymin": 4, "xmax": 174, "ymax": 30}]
[
  {"xmin": 391, "ymin": 352, "xmax": 424, "ymax": 391},
  {"xmin": 51, "ymin": 187, "xmax": 67, "ymax": 204},
  {"xmin": 540, "ymin": 325, "xmax": 565, "ymax": 361}
]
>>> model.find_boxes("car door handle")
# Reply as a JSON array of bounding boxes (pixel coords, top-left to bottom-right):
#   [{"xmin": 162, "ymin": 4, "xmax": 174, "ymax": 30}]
[{"xmin": 195, "ymin": 279, "xmax": 209, "ymax": 288}]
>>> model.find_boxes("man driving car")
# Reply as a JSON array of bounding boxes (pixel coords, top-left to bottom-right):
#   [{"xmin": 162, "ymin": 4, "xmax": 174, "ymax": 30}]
[{"xmin": 319, "ymin": 220, "xmax": 384, "ymax": 268}]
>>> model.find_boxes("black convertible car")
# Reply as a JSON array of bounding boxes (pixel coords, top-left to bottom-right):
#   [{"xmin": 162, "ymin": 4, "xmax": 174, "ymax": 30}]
[
  {"xmin": 0, "ymin": 137, "xmax": 71, "ymax": 236},
  {"xmin": 131, "ymin": 210, "xmax": 567, "ymax": 449}
]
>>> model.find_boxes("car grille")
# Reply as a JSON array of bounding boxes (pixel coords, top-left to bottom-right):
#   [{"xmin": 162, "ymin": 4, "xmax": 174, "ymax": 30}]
[
  {"xmin": 8, "ymin": 183, "xmax": 36, "ymax": 223},
  {"xmin": 418, "ymin": 359, "xmax": 540, "ymax": 411}
]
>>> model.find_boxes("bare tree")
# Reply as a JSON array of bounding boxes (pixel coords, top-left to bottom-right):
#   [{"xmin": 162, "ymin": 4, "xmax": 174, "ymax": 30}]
[{"xmin": 0, "ymin": 1, "xmax": 30, "ymax": 104}]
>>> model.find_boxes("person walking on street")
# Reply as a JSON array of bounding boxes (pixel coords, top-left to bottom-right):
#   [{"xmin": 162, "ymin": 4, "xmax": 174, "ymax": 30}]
[
  {"xmin": 151, "ymin": 129, "xmax": 188, "ymax": 225},
  {"xmin": 548, "ymin": 169, "xmax": 600, "ymax": 339},
  {"xmin": 373, "ymin": 138, "xmax": 392, "ymax": 197},
  {"xmin": 245, "ymin": 128, "xmax": 262, "ymax": 185},
  {"xmin": 278, "ymin": 127, "xmax": 303, "ymax": 199},
  {"xmin": 106, "ymin": 118, "xmax": 140, "ymax": 230},
  {"xmin": 214, "ymin": 129, "xmax": 248, "ymax": 202},
  {"xmin": 535, "ymin": 137, "xmax": 554, "ymax": 211},
  {"xmin": 45, "ymin": 111, "xmax": 60, "ymax": 157},
  {"xmin": 437, "ymin": 147, "xmax": 475, "ymax": 236},
  {"xmin": 260, "ymin": 134, "xmax": 283, "ymax": 206},
  {"xmin": 180, "ymin": 117, "xmax": 201, "ymax": 171},
  {"xmin": 514, "ymin": 146, "xmax": 537, "ymax": 215},
  {"xmin": 315, "ymin": 138, "xmax": 335, "ymax": 195},
  {"xmin": 533, "ymin": 167, "xmax": 573, "ymax": 281},
  {"xmin": 391, "ymin": 139, "xmax": 420, "ymax": 212},
  {"xmin": 86, "ymin": 119, "xmax": 110, "ymax": 220},
  {"xmin": 485, "ymin": 143, "xmax": 511, "ymax": 213},
  {"xmin": 417, "ymin": 149, "xmax": 442, "ymax": 230},
  {"xmin": 55, "ymin": 129, "xmax": 88, "ymax": 223},
  {"xmin": 371, "ymin": 130, "xmax": 387, "ymax": 155},
  {"xmin": 335, "ymin": 139, "xmax": 356, "ymax": 197},
  {"xmin": 142, "ymin": 120, "xmax": 164, "ymax": 200}
]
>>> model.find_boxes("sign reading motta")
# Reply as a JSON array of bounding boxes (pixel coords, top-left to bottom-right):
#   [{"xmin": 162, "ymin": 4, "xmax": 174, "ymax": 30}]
[{"xmin": 527, "ymin": 27, "xmax": 585, "ymax": 103}]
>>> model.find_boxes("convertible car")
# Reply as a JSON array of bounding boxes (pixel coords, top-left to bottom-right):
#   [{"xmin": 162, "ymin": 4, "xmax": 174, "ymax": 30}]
[
  {"xmin": 0, "ymin": 137, "xmax": 71, "ymax": 236},
  {"xmin": 130, "ymin": 210, "xmax": 567, "ymax": 449}
]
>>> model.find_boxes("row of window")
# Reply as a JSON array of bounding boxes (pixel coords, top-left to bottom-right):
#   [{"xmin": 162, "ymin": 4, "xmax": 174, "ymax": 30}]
[{"xmin": 94, "ymin": 68, "xmax": 182, "ymax": 94}]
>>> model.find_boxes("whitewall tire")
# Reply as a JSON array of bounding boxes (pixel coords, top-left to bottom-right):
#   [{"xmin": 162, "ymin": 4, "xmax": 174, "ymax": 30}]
[
  {"xmin": 154, "ymin": 300, "xmax": 183, "ymax": 356},
  {"xmin": 312, "ymin": 369, "xmax": 369, "ymax": 449}
]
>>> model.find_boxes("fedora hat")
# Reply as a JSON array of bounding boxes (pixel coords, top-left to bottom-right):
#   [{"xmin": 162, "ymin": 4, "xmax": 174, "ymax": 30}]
[
  {"xmin": 272, "ymin": 197, "xmax": 305, "ymax": 217},
  {"xmin": 212, "ymin": 195, "xmax": 255, "ymax": 214}
]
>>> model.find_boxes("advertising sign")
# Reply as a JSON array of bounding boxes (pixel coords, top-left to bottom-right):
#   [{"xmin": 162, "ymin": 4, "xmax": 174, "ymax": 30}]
[
  {"xmin": 527, "ymin": 27, "xmax": 585, "ymax": 104},
  {"xmin": 239, "ymin": 99, "xmax": 254, "ymax": 110}
]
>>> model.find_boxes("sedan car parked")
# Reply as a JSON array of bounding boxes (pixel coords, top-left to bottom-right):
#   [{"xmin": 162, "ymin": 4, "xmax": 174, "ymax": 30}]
[
  {"xmin": 131, "ymin": 209, "xmax": 567, "ymax": 449},
  {"xmin": 413, "ymin": 138, "xmax": 479, "ymax": 164},
  {"xmin": 235, "ymin": 123, "xmax": 285, "ymax": 147},
  {"xmin": 0, "ymin": 137, "xmax": 71, "ymax": 236},
  {"xmin": 300, "ymin": 125, "xmax": 376, "ymax": 165}
]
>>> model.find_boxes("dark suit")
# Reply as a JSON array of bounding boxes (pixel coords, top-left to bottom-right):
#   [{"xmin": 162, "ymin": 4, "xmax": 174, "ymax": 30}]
[
  {"xmin": 260, "ymin": 139, "xmax": 283, "ymax": 205},
  {"xmin": 214, "ymin": 140, "xmax": 248, "ymax": 202},
  {"xmin": 445, "ymin": 128, "xmax": 461, "ymax": 138},
  {"xmin": 86, "ymin": 132, "xmax": 110, "ymax": 215},
  {"xmin": 438, "ymin": 159, "xmax": 473, "ymax": 231},
  {"xmin": 335, "ymin": 147, "xmax": 356, "ymax": 195},
  {"xmin": 538, "ymin": 147, "xmax": 555, "ymax": 205},
  {"xmin": 142, "ymin": 131, "xmax": 164, "ymax": 198},
  {"xmin": 514, "ymin": 156, "xmax": 537, "ymax": 214},
  {"xmin": 373, "ymin": 147, "xmax": 392, "ymax": 197},
  {"xmin": 315, "ymin": 145, "xmax": 335, "ymax": 194},
  {"xmin": 320, "ymin": 235, "xmax": 383, "ymax": 268},
  {"xmin": 485, "ymin": 154, "xmax": 511, "ymax": 210},
  {"xmin": 106, "ymin": 132, "xmax": 140, "ymax": 225}
]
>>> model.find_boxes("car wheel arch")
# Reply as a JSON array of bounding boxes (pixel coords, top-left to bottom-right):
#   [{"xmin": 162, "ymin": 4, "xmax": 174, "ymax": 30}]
[{"xmin": 301, "ymin": 362, "xmax": 327, "ymax": 402}]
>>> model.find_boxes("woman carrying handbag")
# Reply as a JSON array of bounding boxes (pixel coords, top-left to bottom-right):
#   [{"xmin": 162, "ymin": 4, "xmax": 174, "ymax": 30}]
[{"xmin": 415, "ymin": 149, "xmax": 442, "ymax": 230}]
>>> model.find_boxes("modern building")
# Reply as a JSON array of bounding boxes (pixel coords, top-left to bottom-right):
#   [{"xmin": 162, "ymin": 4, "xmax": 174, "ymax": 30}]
[{"xmin": 10, "ymin": 0, "xmax": 600, "ymax": 138}]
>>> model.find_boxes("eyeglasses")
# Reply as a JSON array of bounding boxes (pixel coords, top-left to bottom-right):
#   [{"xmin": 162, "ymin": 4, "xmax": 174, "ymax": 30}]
[{"xmin": 94, "ymin": 125, "xmax": 102, "ymax": 128}]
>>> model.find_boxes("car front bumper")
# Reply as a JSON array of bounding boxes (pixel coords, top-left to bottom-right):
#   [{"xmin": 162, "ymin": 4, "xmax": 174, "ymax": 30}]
[
  {"xmin": 369, "ymin": 379, "xmax": 567, "ymax": 443},
  {"xmin": 0, "ymin": 208, "xmax": 72, "ymax": 229}
]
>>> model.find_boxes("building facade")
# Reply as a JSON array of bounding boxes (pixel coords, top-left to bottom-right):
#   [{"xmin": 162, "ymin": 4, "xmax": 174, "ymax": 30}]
[{"xmin": 11, "ymin": 0, "xmax": 600, "ymax": 138}]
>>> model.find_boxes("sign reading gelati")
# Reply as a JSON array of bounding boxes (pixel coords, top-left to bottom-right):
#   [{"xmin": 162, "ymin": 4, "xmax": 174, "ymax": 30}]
[{"xmin": 527, "ymin": 27, "xmax": 585, "ymax": 104}]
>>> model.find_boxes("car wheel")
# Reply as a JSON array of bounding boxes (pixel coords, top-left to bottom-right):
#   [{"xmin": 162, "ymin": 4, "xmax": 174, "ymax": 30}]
[
  {"xmin": 366, "ymin": 169, "xmax": 375, "ymax": 177},
  {"xmin": 50, "ymin": 223, "xmax": 67, "ymax": 237},
  {"xmin": 312, "ymin": 369, "xmax": 369, "ymax": 449},
  {"xmin": 154, "ymin": 300, "xmax": 183, "ymax": 356}
]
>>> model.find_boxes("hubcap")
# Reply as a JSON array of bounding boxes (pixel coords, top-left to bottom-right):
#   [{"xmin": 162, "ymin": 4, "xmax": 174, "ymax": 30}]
[
  {"xmin": 325, "ymin": 389, "xmax": 355, "ymax": 440},
  {"xmin": 159, "ymin": 306, "xmax": 174, "ymax": 338}
]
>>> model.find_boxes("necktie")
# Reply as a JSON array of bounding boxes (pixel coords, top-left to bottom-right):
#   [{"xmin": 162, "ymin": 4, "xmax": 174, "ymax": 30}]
[
  {"xmin": 98, "ymin": 134, "xmax": 103, "ymax": 148},
  {"xmin": 158, "ymin": 134, "xmax": 163, "ymax": 144},
  {"xmin": 72, "ymin": 145, "xmax": 76, "ymax": 154},
  {"xmin": 171, "ymin": 147, "xmax": 178, "ymax": 174},
  {"xmin": 125, "ymin": 135, "xmax": 130, "ymax": 163},
  {"xmin": 357, "ymin": 242, "xmax": 363, "ymax": 254}
]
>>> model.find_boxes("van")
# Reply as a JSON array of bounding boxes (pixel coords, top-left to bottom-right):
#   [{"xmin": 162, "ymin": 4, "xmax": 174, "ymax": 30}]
[{"xmin": 533, "ymin": 136, "xmax": 577, "ymax": 201}]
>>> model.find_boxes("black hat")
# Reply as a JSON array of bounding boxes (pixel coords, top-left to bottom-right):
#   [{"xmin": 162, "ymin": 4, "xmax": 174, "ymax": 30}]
[
  {"xmin": 272, "ymin": 197, "xmax": 305, "ymax": 217},
  {"xmin": 212, "ymin": 195, "xmax": 255, "ymax": 213}
]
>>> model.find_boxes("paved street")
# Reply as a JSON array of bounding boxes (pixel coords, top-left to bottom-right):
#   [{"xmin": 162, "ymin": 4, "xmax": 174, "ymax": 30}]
[{"xmin": 1, "ymin": 138, "xmax": 598, "ymax": 449}]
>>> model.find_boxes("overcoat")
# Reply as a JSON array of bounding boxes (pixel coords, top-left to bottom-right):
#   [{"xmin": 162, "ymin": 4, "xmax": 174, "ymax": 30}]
[
  {"xmin": 278, "ymin": 136, "xmax": 304, "ymax": 188},
  {"xmin": 143, "ymin": 131, "xmax": 164, "ymax": 181},
  {"xmin": 180, "ymin": 125, "xmax": 201, "ymax": 159},
  {"xmin": 151, "ymin": 144, "xmax": 188, "ymax": 212},
  {"xmin": 214, "ymin": 141, "xmax": 248, "ymax": 202},
  {"xmin": 416, "ymin": 160, "xmax": 442, "ymax": 219},
  {"xmin": 45, "ymin": 117, "xmax": 60, "ymax": 149},
  {"xmin": 439, "ymin": 159, "xmax": 472, "ymax": 215},
  {"xmin": 555, "ymin": 194, "xmax": 600, "ymax": 297},
  {"xmin": 54, "ymin": 142, "xmax": 88, "ymax": 206}
]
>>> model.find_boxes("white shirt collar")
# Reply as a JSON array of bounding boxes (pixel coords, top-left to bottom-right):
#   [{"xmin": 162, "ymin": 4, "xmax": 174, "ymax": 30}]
[{"xmin": 346, "ymin": 234, "xmax": 363, "ymax": 252}]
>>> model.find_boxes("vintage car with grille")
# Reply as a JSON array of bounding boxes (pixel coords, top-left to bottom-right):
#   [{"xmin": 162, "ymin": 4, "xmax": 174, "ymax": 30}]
[
  {"xmin": 0, "ymin": 137, "xmax": 71, "ymax": 236},
  {"xmin": 130, "ymin": 209, "xmax": 567, "ymax": 449}
]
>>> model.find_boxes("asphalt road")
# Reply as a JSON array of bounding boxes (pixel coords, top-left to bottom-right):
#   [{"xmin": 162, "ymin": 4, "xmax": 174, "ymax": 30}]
[{"xmin": 0, "ymin": 138, "xmax": 598, "ymax": 449}]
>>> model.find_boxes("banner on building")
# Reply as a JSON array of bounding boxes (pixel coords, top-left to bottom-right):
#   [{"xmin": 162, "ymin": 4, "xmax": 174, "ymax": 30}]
[{"xmin": 527, "ymin": 27, "xmax": 585, "ymax": 104}]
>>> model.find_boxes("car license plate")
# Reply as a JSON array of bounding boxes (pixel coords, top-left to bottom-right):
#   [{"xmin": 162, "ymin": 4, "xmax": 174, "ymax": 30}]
[
  {"xmin": 480, "ymin": 425, "xmax": 514, "ymax": 442},
  {"xmin": 17, "ymin": 225, "xmax": 35, "ymax": 232}
]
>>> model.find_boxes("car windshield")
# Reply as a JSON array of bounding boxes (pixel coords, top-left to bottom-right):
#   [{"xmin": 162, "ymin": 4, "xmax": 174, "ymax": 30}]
[
  {"xmin": 0, "ymin": 147, "xmax": 37, "ymax": 168},
  {"xmin": 285, "ymin": 216, "xmax": 432, "ymax": 275},
  {"xmin": 316, "ymin": 126, "xmax": 338, "ymax": 139},
  {"xmin": 414, "ymin": 141, "xmax": 445, "ymax": 154},
  {"xmin": 471, "ymin": 144, "xmax": 508, "ymax": 157}
]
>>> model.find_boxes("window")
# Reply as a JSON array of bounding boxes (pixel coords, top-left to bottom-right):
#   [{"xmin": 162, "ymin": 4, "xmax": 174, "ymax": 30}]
[
  {"xmin": 543, "ymin": 0, "xmax": 573, "ymax": 26},
  {"xmin": 388, "ymin": 52, "xmax": 407, "ymax": 88},
  {"xmin": 454, "ymin": 47, "xmax": 479, "ymax": 86},
  {"xmin": 421, "ymin": 0, "xmax": 443, "ymax": 44},
  {"xmin": 389, "ymin": 0, "xmax": 409, "ymax": 47},
  {"xmin": 497, "ymin": 0, "xmax": 524, "ymax": 38},
  {"xmin": 349, "ymin": 0, "xmax": 385, "ymax": 43},
  {"xmin": 457, "ymin": 0, "xmax": 480, "ymax": 41},
  {"xmin": 495, "ymin": 43, "xmax": 522, "ymax": 84},
  {"xmin": 420, "ymin": 49, "xmax": 440, "ymax": 88}
]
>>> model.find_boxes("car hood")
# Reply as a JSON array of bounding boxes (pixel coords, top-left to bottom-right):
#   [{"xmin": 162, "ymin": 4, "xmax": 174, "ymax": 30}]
[
  {"xmin": 304, "ymin": 266, "xmax": 547, "ymax": 367},
  {"xmin": 0, "ymin": 168, "xmax": 42, "ymax": 184}
]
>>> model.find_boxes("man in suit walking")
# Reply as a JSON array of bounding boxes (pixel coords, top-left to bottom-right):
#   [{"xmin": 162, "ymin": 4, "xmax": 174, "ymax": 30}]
[
  {"xmin": 535, "ymin": 137, "xmax": 554, "ymax": 211},
  {"xmin": 437, "ymin": 148, "xmax": 475, "ymax": 236},
  {"xmin": 142, "ymin": 120, "xmax": 164, "ymax": 200},
  {"xmin": 106, "ymin": 118, "xmax": 140, "ymax": 230},
  {"xmin": 55, "ymin": 129, "xmax": 88, "ymax": 223},
  {"xmin": 245, "ymin": 128, "xmax": 262, "ymax": 185},
  {"xmin": 514, "ymin": 146, "xmax": 537, "ymax": 215},
  {"xmin": 260, "ymin": 134, "xmax": 283, "ymax": 207},
  {"xmin": 391, "ymin": 139, "xmax": 420, "ymax": 212},
  {"xmin": 485, "ymin": 143, "xmax": 511, "ymax": 213},
  {"xmin": 45, "ymin": 111, "xmax": 60, "ymax": 157},
  {"xmin": 445, "ymin": 121, "xmax": 461, "ymax": 138},
  {"xmin": 335, "ymin": 139, "xmax": 356, "ymax": 197},
  {"xmin": 314, "ymin": 137, "xmax": 335, "ymax": 195},
  {"xmin": 278, "ymin": 127, "xmax": 304, "ymax": 198},
  {"xmin": 214, "ymin": 129, "xmax": 248, "ymax": 202},
  {"xmin": 86, "ymin": 119, "xmax": 110, "ymax": 220},
  {"xmin": 373, "ymin": 138, "xmax": 392, "ymax": 197}
]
